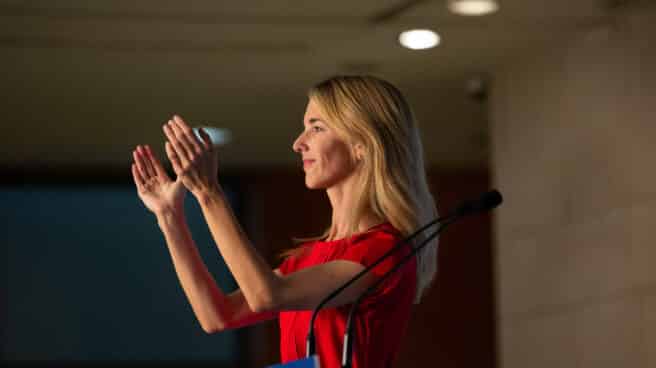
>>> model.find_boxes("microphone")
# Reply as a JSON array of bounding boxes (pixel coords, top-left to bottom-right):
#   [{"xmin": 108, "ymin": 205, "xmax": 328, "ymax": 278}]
[
  {"xmin": 340, "ymin": 189, "xmax": 503, "ymax": 367},
  {"xmin": 451, "ymin": 189, "xmax": 502, "ymax": 217},
  {"xmin": 306, "ymin": 189, "xmax": 503, "ymax": 360}
]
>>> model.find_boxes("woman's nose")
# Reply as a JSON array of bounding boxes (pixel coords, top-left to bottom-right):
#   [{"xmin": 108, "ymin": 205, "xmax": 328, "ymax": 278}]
[{"xmin": 292, "ymin": 131, "xmax": 308, "ymax": 153}]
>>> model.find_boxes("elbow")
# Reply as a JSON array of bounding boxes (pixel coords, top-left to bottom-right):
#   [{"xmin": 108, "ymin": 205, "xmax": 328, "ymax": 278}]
[
  {"xmin": 202, "ymin": 324, "xmax": 217, "ymax": 334},
  {"xmin": 202, "ymin": 321, "xmax": 227, "ymax": 334},
  {"xmin": 200, "ymin": 311, "xmax": 230, "ymax": 334}
]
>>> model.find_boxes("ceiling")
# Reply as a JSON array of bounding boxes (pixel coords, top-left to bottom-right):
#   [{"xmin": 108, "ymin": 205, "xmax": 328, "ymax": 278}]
[{"xmin": 0, "ymin": 0, "xmax": 610, "ymax": 170}]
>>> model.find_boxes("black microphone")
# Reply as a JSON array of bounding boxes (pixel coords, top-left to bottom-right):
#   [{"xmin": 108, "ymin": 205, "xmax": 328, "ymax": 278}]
[
  {"xmin": 340, "ymin": 189, "xmax": 503, "ymax": 367},
  {"xmin": 451, "ymin": 189, "xmax": 502, "ymax": 217}
]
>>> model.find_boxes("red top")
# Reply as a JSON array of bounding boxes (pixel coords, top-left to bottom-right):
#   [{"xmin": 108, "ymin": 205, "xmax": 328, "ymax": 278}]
[{"xmin": 277, "ymin": 223, "xmax": 417, "ymax": 368}]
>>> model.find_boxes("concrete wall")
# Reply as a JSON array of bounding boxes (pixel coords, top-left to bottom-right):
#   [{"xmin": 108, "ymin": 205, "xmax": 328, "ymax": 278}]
[{"xmin": 490, "ymin": 3, "xmax": 656, "ymax": 368}]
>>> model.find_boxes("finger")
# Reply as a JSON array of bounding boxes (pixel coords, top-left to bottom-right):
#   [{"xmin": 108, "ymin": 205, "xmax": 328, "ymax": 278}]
[
  {"xmin": 165, "ymin": 141, "xmax": 184, "ymax": 176},
  {"xmin": 172, "ymin": 114, "xmax": 189, "ymax": 127},
  {"xmin": 172, "ymin": 115, "xmax": 203, "ymax": 155},
  {"xmin": 133, "ymin": 148, "xmax": 149, "ymax": 179},
  {"xmin": 145, "ymin": 145, "xmax": 170, "ymax": 180},
  {"xmin": 169, "ymin": 119, "xmax": 199, "ymax": 159},
  {"xmin": 163, "ymin": 121, "xmax": 191, "ymax": 165},
  {"xmin": 137, "ymin": 145, "xmax": 157, "ymax": 178},
  {"xmin": 131, "ymin": 163, "xmax": 146, "ymax": 191}
]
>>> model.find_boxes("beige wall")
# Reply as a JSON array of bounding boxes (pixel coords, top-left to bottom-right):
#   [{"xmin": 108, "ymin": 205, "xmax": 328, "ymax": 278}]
[{"xmin": 490, "ymin": 3, "xmax": 656, "ymax": 368}]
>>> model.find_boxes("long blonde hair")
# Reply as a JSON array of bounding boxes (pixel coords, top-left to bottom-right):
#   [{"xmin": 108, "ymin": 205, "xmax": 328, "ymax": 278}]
[{"xmin": 286, "ymin": 75, "xmax": 438, "ymax": 304}]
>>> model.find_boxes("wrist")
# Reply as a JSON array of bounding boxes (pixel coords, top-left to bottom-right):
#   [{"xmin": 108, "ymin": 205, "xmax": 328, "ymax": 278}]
[
  {"xmin": 155, "ymin": 206, "xmax": 185, "ymax": 225},
  {"xmin": 194, "ymin": 183, "xmax": 226, "ymax": 206}
]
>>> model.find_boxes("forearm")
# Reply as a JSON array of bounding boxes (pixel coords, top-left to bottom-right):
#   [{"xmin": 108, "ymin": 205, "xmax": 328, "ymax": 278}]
[
  {"xmin": 157, "ymin": 210, "xmax": 233, "ymax": 332},
  {"xmin": 195, "ymin": 186, "xmax": 280, "ymax": 313}
]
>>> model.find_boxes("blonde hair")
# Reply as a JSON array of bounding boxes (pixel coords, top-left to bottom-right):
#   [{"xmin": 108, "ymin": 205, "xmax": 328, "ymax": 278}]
[{"xmin": 286, "ymin": 75, "xmax": 439, "ymax": 304}]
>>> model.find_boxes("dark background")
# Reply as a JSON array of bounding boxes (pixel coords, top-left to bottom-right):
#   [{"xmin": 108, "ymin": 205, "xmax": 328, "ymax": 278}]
[
  {"xmin": 2, "ymin": 167, "xmax": 494, "ymax": 367},
  {"xmin": 2, "ymin": 170, "xmax": 242, "ymax": 365}
]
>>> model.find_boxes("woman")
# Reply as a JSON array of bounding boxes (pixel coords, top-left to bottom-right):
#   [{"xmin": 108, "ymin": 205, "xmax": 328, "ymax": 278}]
[{"xmin": 131, "ymin": 75, "xmax": 438, "ymax": 368}]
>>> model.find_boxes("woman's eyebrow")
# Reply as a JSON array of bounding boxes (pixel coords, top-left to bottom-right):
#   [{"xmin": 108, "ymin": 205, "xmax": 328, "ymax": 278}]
[{"xmin": 308, "ymin": 118, "xmax": 323, "ymax": 124}]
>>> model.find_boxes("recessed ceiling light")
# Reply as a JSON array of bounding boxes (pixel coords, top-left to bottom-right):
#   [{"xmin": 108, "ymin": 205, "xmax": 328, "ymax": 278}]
[
  {"xmin": 193, "ymin": 126, "xmax": 232, "ymax": 146},
  {"xmin": 398, "ymin": 29, "xmax": 440, "ymax": 50},
  {"xmin": 448, "ymin": 0, "xmax": 499, "ymax": 16}
]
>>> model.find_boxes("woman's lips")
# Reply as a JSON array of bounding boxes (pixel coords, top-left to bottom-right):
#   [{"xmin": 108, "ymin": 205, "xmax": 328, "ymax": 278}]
[{"xmin": 303, "ymin": 160, "xmax": 315, "ymax": 169}]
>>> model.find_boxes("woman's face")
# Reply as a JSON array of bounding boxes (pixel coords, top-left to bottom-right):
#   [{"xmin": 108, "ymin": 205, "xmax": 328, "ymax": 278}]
[{"xmin": 292, "ymin": 99, "xmax": 359, "ymax": 189}]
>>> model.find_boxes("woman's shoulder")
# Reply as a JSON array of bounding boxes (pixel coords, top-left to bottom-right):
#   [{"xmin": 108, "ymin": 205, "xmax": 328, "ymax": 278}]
[{"xmin": 338, "ymin": 222, "xmax": 414, "ymax": 280}]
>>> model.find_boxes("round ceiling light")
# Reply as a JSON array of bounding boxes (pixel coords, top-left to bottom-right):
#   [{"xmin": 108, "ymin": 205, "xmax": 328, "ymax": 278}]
[
  {"xmin": 448, "ymin": 0, "xmax": 499, "ymax": 16},
  {"xmin": 398, "ymin": 29, "xmax": 440, "ymax": 50}
]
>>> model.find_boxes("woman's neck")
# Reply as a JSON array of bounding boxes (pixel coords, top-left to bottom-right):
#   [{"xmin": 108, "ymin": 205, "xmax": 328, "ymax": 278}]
[{"xmin": 326, "ymin": 179, "xmax": 383, "ymax": 241}]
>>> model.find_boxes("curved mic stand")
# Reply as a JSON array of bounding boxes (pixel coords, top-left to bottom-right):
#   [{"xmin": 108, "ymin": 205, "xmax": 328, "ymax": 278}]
[
  {"xmin": 307, "ymin": 190, "xmax": 503, "ymax": 361},
  {"xmin": 305, "ymin": 215, "xmax": 447, "ymax": 357},
  {"xmin": 340, "ymin": 217, "xmax": 454, "ymax": 368},
  {"xmin": 340, "ymin": 189, "xmax": 502, "ymax": 367}
]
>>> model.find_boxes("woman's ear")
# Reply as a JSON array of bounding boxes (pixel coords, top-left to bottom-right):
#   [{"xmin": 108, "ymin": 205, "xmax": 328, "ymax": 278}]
[{"xmin": 352, "ymin": 142, "xmax": 366, "ymax": 162}]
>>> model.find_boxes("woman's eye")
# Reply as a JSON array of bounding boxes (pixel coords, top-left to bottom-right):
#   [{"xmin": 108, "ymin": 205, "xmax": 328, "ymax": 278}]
[{"xmin": 312, "ymin": 126, "xmax": 323, "ymax": 133}]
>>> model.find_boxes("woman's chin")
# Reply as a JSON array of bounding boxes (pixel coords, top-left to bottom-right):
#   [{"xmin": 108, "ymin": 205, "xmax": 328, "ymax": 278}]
[
  {"xmin": 304, "ymin": 181, "xmax": 320, "ymax": 189},
  {"xmin": 304, "ymin": 177, "xmax": 326, "ymax": 190}
]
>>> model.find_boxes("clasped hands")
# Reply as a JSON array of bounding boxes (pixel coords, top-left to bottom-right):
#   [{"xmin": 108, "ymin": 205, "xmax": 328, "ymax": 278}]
[{"xmin": 131, "ymin": 115, "xmax": 221, "ymax": 215}]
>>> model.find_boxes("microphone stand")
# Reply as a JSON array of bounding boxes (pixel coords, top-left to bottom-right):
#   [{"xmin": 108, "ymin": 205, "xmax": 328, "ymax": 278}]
[
  {"xmin": 340, "ymin": 189, "xmax": 502, "ymax": 367},
  {"xmin": 340, "ymin": 217, "xmax": 455, "ymax": 368},
  {"xmin": 305, "ymin": 215, "xmax": 446, "ymax": 357},
  {"xmin": 306, "ymin": 190, "xmax": 503, "ymax": 361}
]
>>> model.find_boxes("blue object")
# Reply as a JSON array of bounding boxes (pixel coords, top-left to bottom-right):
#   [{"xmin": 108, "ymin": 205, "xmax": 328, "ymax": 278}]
[{"xmin": 266, "ymin": 355, "xmax": 320, "ymax": 368}]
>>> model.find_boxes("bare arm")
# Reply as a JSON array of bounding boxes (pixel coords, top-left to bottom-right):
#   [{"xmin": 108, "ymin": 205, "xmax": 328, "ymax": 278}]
[
  {"xmin": 196, "ymin": 188, "xmax": 378, "ymax": 312},
  {"xmin": 157, "ymin": 210, "xmax": 279, "ymax": 333},
  {"xmin": 131, "ymin": 142, "xmax": 276, "ymax": 334},
  {"xmin": 163, "ymin": 115, "xmax": 379, "ymax": 314}
]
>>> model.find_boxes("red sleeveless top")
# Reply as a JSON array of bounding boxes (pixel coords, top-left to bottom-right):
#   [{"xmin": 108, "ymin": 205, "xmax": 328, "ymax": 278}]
[{"xmin": 277, "ymin": 223, "xmax": 417, "ymax": 368}]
